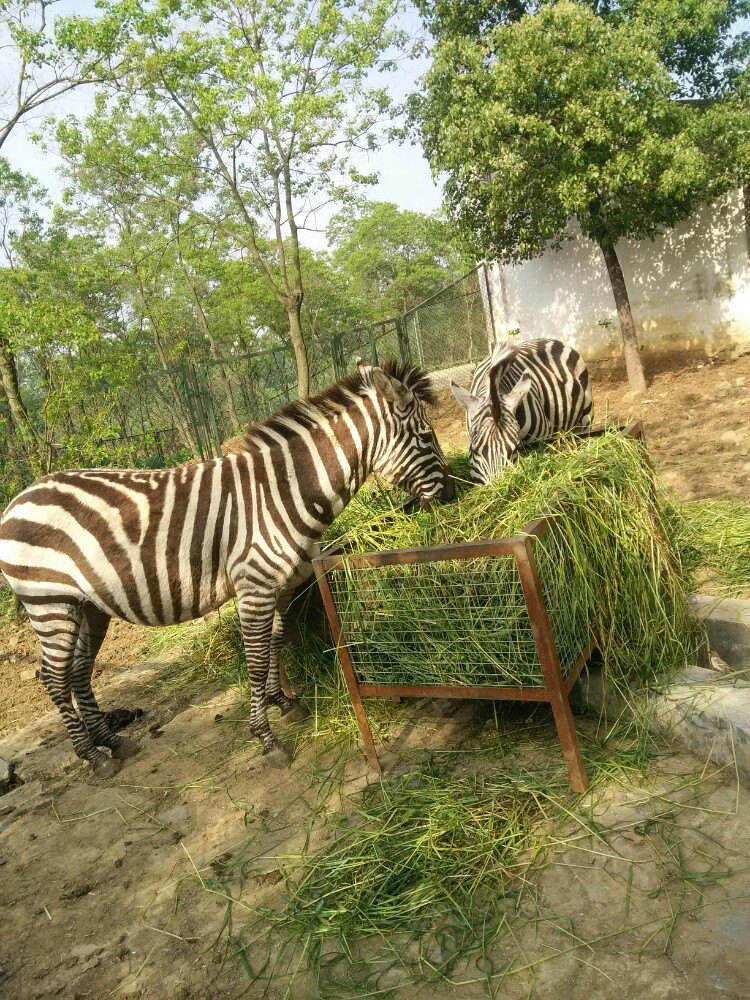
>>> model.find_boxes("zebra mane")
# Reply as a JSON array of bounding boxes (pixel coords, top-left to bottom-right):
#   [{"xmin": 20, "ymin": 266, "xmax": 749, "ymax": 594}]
[
  {"xmin": 243, "ymin": 359, "xmax": 436, "ymax": 446},
  {"xmin": 487, "ymin": 343, "xmax": 519, "ymax": 423}
]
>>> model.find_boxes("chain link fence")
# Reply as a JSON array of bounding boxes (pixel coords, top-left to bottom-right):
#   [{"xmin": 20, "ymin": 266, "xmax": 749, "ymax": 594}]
[
  {"xmin": 400, "ymin": 266, "xmax": 493, "ymax": 372},
  {"xmin": 5, "ymin": 265, "xmax": 494, "ymax": 482}
]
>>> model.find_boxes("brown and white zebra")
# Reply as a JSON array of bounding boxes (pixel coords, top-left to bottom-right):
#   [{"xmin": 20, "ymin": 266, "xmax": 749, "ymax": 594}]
[
  {"xmin": 0, "ymin": 361, "xmax": 453, "ymax": 777},
  {"xmin": 451, "ymin": 338, "xmax": 592, "ymax": 483}
]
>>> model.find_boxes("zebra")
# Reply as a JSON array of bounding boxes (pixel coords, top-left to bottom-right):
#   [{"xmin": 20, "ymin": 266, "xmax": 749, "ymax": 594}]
[
  {"xmin": 450, "ymin": 338, "xmax": 592, "ymax": 484},
  {"xmin": 0, "ymin": 360, "xmax": 453, "ymax": 777}
]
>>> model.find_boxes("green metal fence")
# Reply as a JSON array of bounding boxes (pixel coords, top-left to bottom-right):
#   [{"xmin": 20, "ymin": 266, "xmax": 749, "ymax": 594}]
[
  {"xmin": 401, "ymin": 266, "xmax": 492, "ymax": 371},
  {"xmin": 63, "ymin": 264, "xmax": 495, "ymax": 468}
]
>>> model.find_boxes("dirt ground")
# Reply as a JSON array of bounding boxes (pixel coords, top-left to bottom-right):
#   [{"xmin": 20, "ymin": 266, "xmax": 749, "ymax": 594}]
[
  {"xmin": 1, "ymin": 352, "xmax": 750, "ymax": 999},
  {"xmin": 3, "ymin": 686, "xmax": 750, "ymax": 1000},
  {"xmin": 0, "ymin": 619, "xmax": 149, "ymax": 740}
]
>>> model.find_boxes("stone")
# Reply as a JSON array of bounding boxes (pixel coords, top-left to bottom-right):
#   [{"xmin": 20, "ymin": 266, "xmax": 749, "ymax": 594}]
[
  {"xmin": 20, "ymin": 668, "xmax": 37, "ymax": 682},
  {"xmin": 69, "ymin": 944, "xmax": 100, "ymax": 962},
  {"xmin": 720, "ymin": 429, "xmax": 740, "ymax": 444},
  {"xmin": 0, "ymin": 759, "xmax": 20, "ymax": 795},
  {"xmin": 622, "ymin": 389, "xmax": 644, "ymax": 405}
]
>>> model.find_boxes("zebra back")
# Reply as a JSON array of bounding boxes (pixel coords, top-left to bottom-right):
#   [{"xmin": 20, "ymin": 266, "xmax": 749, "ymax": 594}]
[{"xmin": 473, "ymin": 338, "xmax": 591, "ymax": 441}]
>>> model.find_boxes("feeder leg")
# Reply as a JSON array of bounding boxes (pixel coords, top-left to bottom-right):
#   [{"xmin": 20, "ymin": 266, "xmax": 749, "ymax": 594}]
[
  {"xmin": 312, "ymin": 560, "xmax": 382, "ymax": 777},
  {"xmin": 548, "ymin": 691, "xmax": 589, "ymax": 794},
  {"xmin": 514, "ymin": 536, "xmax": 589, "ymax": 794}
]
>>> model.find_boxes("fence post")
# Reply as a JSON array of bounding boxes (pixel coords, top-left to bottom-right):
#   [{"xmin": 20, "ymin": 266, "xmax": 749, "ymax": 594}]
[
  {"xmin": 197, "ymin": 363, "xmax": 224, "ymax": 458},
  {"xmin": 331, "ymin": 333, "xmax": 344, "ymax": 379},
  {"xmin": 180, "ymin": 365, "xmax": 207, "ymax": 461},
  {"xmin": 369, "ymin": 326, "xmax": 379, "ymax": 366},
  {"xmin": 482, "ymin": 262, "xmax": 498, "ymax": 346},
  {"xmin": 413, "ymin": 312, "xmax": 425, "ymax": 368},
  {"xmin": 396, "ymin": 316, "xmax": 412, "ymax": 367}
]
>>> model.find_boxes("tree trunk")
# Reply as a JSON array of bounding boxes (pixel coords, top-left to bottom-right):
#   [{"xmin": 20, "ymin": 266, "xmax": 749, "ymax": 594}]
[
  {"xmin": 0, "ymin": 336, "xmax": 29, "ymax": 433},
  {"xmin": 286, "ymin": 300, "xmax": 310, "ymax": 398},
  {"xmin": 597, "ymin": 236, "xmax": 647, "ymax": 392}
]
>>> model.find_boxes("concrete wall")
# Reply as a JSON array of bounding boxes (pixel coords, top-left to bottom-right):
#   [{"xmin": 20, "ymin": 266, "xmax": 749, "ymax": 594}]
[{"xmin": 485, "ymin": 189, "xmax": 750, "ymax": 363}]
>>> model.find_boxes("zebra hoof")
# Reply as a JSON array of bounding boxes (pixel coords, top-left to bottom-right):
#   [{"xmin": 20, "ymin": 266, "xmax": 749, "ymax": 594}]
[
  {"xmin": 262, "ymin": 744, "xmax": 293, "ymax": 768},
  {"xmin": 91, "ymin": 756, "xmax": 123, "ymax": 780},
  {"xmin": 280, "ymin": 701, "xmax": 310, "ymax": 723},
  {"xmin": 111, "ymin": 737, "xmax": 142, "ymax": 761}
]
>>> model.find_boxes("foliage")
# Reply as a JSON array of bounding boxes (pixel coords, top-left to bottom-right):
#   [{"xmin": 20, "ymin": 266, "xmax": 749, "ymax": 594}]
[
  {"xmin": 88, "ymin": 0, "xmax": 408, "ymax": 394},
  {"xmin": 415, "ymin": 1, "xmax": 750, "ymax": 99},
  {"xmin": 0, "ymin": 0, "xmax": 128, "ymax": 151},
  {"xmin": 416, "ymin": 2, "xmax": 750, "ymax": 262},
  {"xmin": 329, "ymin": 200, "xmax": 470, "ymax": 319}
]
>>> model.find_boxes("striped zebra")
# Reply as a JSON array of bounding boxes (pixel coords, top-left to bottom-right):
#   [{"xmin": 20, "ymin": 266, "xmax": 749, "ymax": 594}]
[
  {"xmin": 451, "ymin": 338, "xmax": 592, "ymax": 483},
  {"xmin": 0, "ymin": 361, "xmax": 453, "ymax": 777}
]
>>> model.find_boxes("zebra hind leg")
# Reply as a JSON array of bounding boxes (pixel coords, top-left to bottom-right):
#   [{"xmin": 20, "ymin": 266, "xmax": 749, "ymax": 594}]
[
  {"xmin": 265, "ymin": 592, "xmax": 309, "ymax": 724},
  {"xmin": 28, "ymin": 600, "xmax": 121, "ymax": 778},
  {"xmin": 237, "ymin": 592, "xmax": 292, "ymax": 767},
  {"xmin": 71, "ymin": 602, "xmax": 142, "ymax": 763}
]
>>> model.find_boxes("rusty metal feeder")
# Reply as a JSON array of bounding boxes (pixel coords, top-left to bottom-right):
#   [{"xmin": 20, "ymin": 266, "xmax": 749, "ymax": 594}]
[{"xmin": 312, "ymin": 422, "xmax": 645, "ymax": 795}]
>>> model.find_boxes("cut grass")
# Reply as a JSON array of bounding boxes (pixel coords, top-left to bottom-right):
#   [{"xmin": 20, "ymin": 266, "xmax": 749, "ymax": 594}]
[
  {"xmin": 227, "ymin": 714, "xmax": 664, "ymax": 993},
  {"xmin": 0, "ymin": 587, "xmax": 16, "ymax": 619},
  {"xmin": 324, "ymin": 430, "xmax": 704, "ymax": 695}
]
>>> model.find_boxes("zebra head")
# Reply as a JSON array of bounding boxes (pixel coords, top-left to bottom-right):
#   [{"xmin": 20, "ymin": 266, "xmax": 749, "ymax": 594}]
[
  {"xmin": 359, "ymin": 359, "xmax": 455, "ymax": 506},
  {"xmin": 451, "ymin": 378, "xmax": 533, "ymax": 484}
]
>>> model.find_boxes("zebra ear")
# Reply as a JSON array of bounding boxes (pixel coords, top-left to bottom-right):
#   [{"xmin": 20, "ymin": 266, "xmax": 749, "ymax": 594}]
[
  {"xmin": 505, "ymin": 377, "xmax": 533, "ymax": 411},
  {"xmin": 370, "ymin": 366, "xmax": 413, "ymax": 406},
  {"xmin": 450, "ymin": 382, "xmax": 482, "ymax": 414}
]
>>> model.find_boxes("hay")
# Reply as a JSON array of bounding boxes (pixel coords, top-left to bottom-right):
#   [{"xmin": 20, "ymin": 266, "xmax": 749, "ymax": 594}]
[
  {"xmin": 250, "ymin": 718, "xmax": 658, "ymax": 989},
  {"xmin": 324, "ymin": 430, "xmax": 703, "ymax": 693}
]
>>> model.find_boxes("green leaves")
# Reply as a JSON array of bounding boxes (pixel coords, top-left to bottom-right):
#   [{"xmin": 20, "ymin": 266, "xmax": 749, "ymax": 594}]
[
  {"xmin": 416, "ymin": 0, "xmax": 750, "ymax": 263},
  {"xmin": 329, "ymin": 200, "xmax": 471, "ymax": 319}
]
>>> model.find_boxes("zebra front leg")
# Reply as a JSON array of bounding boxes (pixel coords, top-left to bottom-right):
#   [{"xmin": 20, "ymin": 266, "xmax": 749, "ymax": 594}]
[
  {"xmin": 71, "ymin": 602, "xmax": 142, "ymax": 763},
  {"xmin": 266, "ymin": 590, "xmax": 310, "ymax": 724},
  {"xmin": 29, "ymin": 601, "xmax": 121, "ymax": 778},
  {"xmin": 237, "ymin": 592, "xmax": 292, "ymax": 767}
]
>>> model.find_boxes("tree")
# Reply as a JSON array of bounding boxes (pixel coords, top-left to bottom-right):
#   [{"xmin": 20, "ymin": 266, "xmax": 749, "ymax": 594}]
[
  {"xmin": 0, "ymin": 0, "xmax": 126, "ymax": 446},
  {"xmin": 414, "ymin": 0, "xmax": 750, "ymax": 390},
  {"xmin": 0, "ymin": 0, "xmax": 126, "ymax": 151},
  {"xmin": 100, "ymin": 0, "xmax": 405, "ymax": 397},
  {"xmin": 329, "ymin": 200, "xmax": 470, "ymax": 319}
]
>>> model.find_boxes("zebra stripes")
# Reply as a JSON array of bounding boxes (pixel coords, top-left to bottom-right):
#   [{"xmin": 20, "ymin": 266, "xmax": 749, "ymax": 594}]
[
  {"xmin": 0, "ymin": 361, "xmax": 453, "ymax": 775},
  {"xmin": 451, "ymin": 338, "xmax": 592, "ymax": 483}
]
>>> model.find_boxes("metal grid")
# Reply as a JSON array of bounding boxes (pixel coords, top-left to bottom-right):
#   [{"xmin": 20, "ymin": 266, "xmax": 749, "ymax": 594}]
[
  {"xmin": 314, "ymin": 525, "xmax": 592, "ymax": 794},
  {"xmin": 402, "ymin": 267, "xmax": 490, "ymax": 372},
  {"xmin": 331, "ymin": 557, "xmax": 545, "ymax": 688},
  {"xmin": 329, "ymin": 523, "xmax": 593, "ymax": 690}
]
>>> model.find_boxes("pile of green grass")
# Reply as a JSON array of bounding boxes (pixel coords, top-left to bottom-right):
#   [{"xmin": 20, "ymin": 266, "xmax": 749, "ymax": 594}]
[
  {"xmin": 243, "ymin": 716, "xmax": 658, "ymax": 991},
  {"xmin": 324, "ymin": 430, "xmax": 703, "ymax": 694}
]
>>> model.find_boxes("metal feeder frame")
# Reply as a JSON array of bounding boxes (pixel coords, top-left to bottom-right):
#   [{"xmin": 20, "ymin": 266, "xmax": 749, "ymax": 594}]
[{"xmin": 312, "ymin": 422, "xmax": 646, "ymax": 794}]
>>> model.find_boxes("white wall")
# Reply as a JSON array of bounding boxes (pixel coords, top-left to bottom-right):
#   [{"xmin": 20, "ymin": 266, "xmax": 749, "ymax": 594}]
[{"xmin": 485, "ymin": 189, "xmax": 750, "ymax": 362}]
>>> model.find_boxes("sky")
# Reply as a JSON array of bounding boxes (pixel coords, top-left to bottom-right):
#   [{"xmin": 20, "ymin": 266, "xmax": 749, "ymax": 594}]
[{"xmin": 0, "ymin": 1, "xmax": 444, "ymax": 251}]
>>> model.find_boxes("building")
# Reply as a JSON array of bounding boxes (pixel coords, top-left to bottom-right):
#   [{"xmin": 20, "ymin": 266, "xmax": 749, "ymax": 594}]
[{"xmin": 483, "ymin": 189, "xmax": 750, "ymax": 364}]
